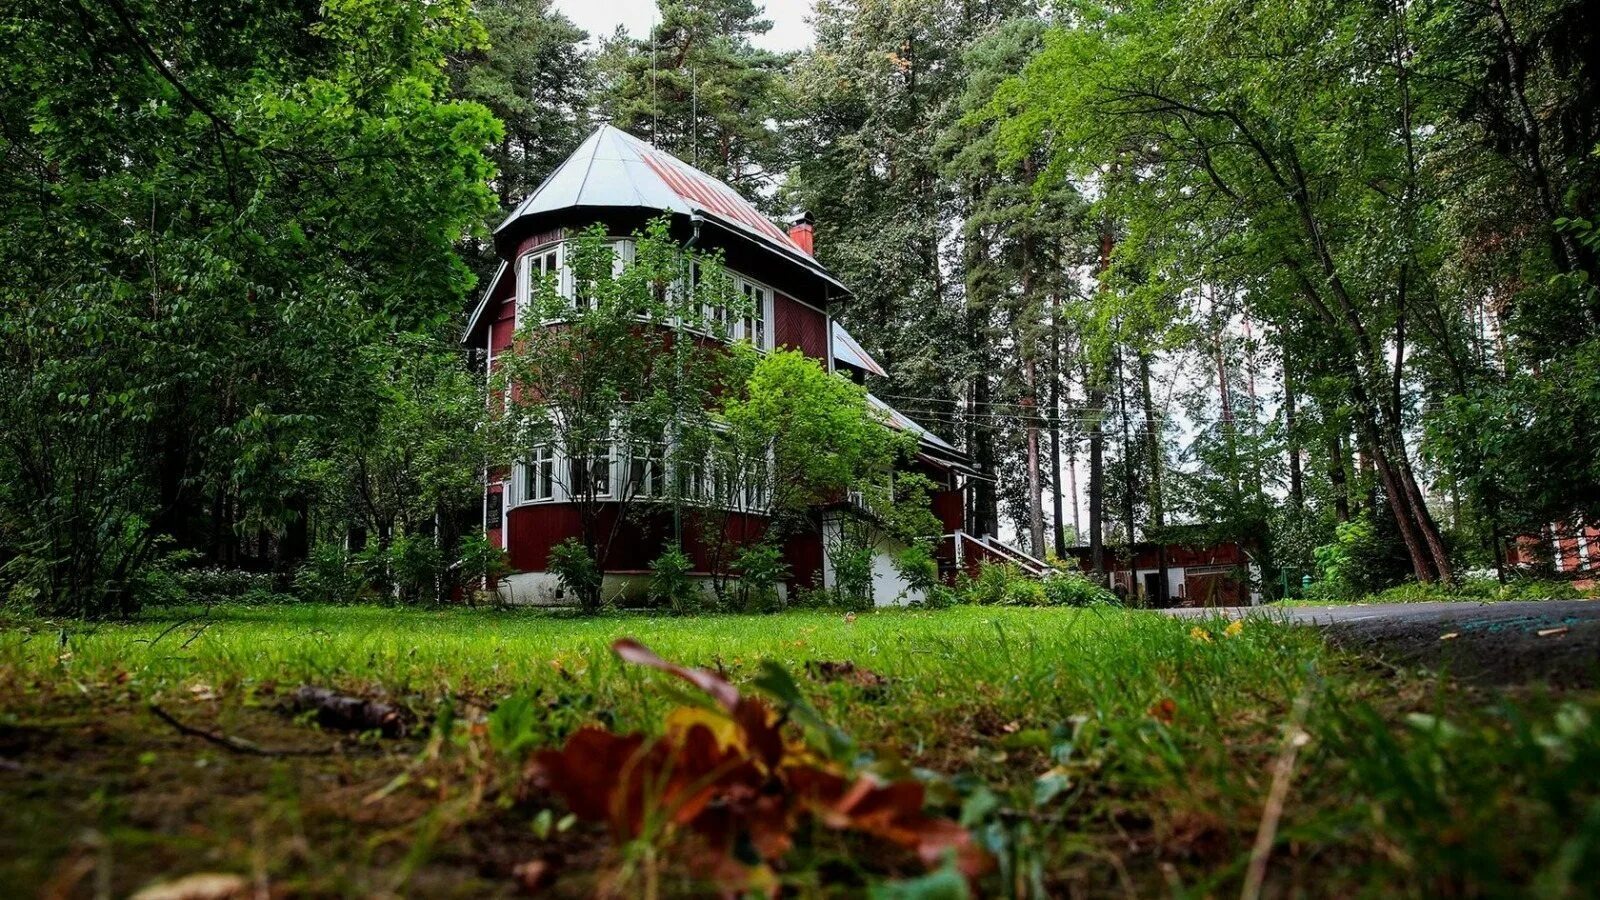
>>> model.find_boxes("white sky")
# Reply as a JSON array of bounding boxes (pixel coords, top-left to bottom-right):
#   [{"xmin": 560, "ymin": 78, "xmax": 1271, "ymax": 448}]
[{"xmin": 552, "ymin": 0, "xmax": 817, "ymax": 52}]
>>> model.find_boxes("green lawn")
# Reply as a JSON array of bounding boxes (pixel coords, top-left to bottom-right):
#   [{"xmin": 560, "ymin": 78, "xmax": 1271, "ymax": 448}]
[{"xmin": 2, "ymin": 603, "xmax": 1597, "ymax": 897}]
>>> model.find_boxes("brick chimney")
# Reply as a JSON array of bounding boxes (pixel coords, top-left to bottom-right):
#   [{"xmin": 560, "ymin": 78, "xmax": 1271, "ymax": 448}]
[{"xmin": 787, "ymin": 211, "xmax": 815, "ymax": 256}]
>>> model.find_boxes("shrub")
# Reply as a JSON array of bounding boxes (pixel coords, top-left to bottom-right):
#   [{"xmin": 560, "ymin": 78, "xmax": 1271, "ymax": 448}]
[
  {"xmin": 963, "ymin": 561, "xmax": 1027, "ymax": 606},
  {"xmin": 892, "ymin": 544, "xmax": 940, "ymax": 601},
  {"xmin": 828, "ymin": 539, "xmax": 875, "ymax": 610},
  {"xmin": 1373, "ymin": 576, "xmax": 1585, "ymax": 604},
  {"xmin": 1001, "ymin": 577, "xmax": 1048, "ymax": 606},
  {"xmin": 454, "ymin": 532, "xmax": 511, "ymax": 603},
  {"xmin": 387, "ymin": 533, "xmax": 444, "ymax": 604},
  {"xmin": 1041, "ymin": 573, "xmax": 1120, "ymax": 607},
  {"xmin": 548, "ymin": 538, "xmax": 604, "ymax": 611},
  {"xmin": 294, "ymin": 544, "xmax": 369, "ymax": 604},
  {"xmin": 648, "ymin": 548, "xmax": 700, "ymax": 614},
  {"xmin": 175, "ymin": 566, "xmax": 276, "ymax": 602},
  {"xmin": 733, "ymin": 543, "xmax": 790, "ymax": 612},
  {"xmin": 1313, "ymin": 516, "xmax": 1389, "ymax": 598}
]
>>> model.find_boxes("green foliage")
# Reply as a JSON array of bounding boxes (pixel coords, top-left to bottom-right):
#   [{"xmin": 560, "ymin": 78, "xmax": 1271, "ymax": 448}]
[
  {"xmin": 0, "ymin": 0, "xmax": 498, "ymax": 617},
  {"xmin": 893, "ymin": 545, "xmax": 941, "ymax": 598},
  {"xmin": 173, "ymin": 567, "xmax": 283, "ymax": 605},
  {"xmin": 647, "ymin": 548, "xmax": 700, "ymax": 614},
  {"xmin": 827, "ymin": 537, "xmax": 877, "ymax": 611},
  {"xmin": 710, "ymin": 347, "xmax": 906, "ymax": 602},
  {"xmin": 957, "ymin": 563, "xmax": 1113, "ymax": 608},
  {"xmin": 596, "ymin": 0, "xmax": 790, "ymax": 200},
  {"xmin": 455, "ymin": 533, "xmax": 512, "ymax": 602},
  {"xmin": 731, "ymin": 543, "xmax": 790, "ymax": 613},
  {"xmin": 295, "ymin": 545, "xmax": 370, "ymax": 606},
  {"xmin": 449, "ymin": 0, "xmax": 591, "ymax": 207},
  {"xmin": 486, "ymin": 692, "xmax": 543, "ymax": 759},
  {"xmin": 1371, "ymin": 577, "xmax": 1585, "ymax": 605},
  {"xmin": 720, "ymin": 347, "xmax": 906, "ymax": 527},
  {"xmin": 961, "ymin": 561, "xmax": 1041, "ymax": 606},
  {"xmin": 1041, "ymin": 573, "xmax": 1120, "ymax": 608},
  {"xmin": 1312, "ymin": 516, "xmax": 1392, "ymax": 599},
  {"xmin": 547, "ymin": 538, "xmax": 603, "ymax": 611}
]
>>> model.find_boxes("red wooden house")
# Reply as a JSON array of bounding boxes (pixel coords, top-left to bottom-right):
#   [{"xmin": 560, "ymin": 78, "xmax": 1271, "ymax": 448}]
[
  {"xmin": 1063, "ymin": 536, "xmax": 1264, "ymax": 607},
  {"xmin": 463, "ymin": 125, "xmax": 981, "ymax": 605},
  {"xmin": 1506, "ymin": 521, "xmax": 1599, "ymax": 586}
]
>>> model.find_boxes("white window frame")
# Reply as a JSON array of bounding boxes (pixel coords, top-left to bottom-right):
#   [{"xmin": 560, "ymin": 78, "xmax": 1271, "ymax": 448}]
[
  {"xmin": 570, "ymin": 441, "xmax": 613, "ymax": 499},
  {"xmin": 735, "ymin": 277, "xmax": 773, "ymax": 351},
  {"xmin": 521, "ymin": 445, "xmax": 556, "ymax": 503},
  {"xmin": 627, "ymin": 439, "xmax": 667, "ymax": 500},
  {"xmin": 516, "ymin": 243, "xmax": 565, "ymax": 328}
]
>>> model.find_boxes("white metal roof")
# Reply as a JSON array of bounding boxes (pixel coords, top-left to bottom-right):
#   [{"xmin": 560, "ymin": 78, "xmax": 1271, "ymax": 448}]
[
  {"xmin": 831, "ymin": 321, "xmax": 888, "ymax": 377},
  {"xmin": 865, "ymin": 392, "xmax": 960, "ymax": 455},
  {"xmin": 496, "ymin": 124, "xmax": 844, "ymax": 291}
]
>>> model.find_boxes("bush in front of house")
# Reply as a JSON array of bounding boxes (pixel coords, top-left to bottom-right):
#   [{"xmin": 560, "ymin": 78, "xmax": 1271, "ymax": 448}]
[
  {"xmin": 954, "ymin": 561, "xmax": 1118, "ymax": 608},
  {"xmin": 548, "ymin": 538, "xmax": 603, "ymax": 610},
  {"xmin": 731, "ymin": 543, "xmax": 790, "ymax": 612},
  {"xmin": 892, "ymin": 544, "xmax": 940, "ymax": 600},
  {"xmin": 1041, "ymin": 572, "xmax": 1121, "ymax": 607},
  {"xmin": 648, "ymin": 548, "xmax": 700, "ymax": 614}
]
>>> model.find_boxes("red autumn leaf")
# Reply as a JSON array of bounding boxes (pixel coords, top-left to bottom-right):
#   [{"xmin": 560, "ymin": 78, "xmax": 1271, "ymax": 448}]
[
  {"xmin": 524, "ymin": 727, "xmax": 645, "ymax": 828},
  {"xmin": 613, "ymin": 638, "xmax": 741, "ymax": 712},
  {"xmin": 522, "ymin": 639, "xmax": 993, "ymax": 891}
]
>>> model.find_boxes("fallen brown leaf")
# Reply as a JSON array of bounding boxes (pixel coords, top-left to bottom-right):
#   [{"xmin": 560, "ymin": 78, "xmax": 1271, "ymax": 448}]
[
  {"xmin": 513, "ymin": 859, "xmax": 554, "ymax": 893},
  {"xmin": 129, "ymin": 873, "xmax": 248, "ymax": 900},
  {"xmin": 805, "ymin": 660, "xmax": 890, "ymax": 693}
]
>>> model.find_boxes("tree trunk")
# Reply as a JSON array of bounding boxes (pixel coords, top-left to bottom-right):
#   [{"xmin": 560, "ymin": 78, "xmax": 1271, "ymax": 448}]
[
  {"xmin": 964, "ymin": 188, "xmax": 998, "ymax": 538},
  {"xmin": 1087, "ymin": 372, "xmax": 1106, "ymax": 579},
  {"xmin": 1329, "ymin": 432, "xmax": 1350, "ymax": 523},
  {"xmin": 1023, "ymin": 356, "xmax": 1045, "ymax": 558},
  {"xmin": 1115, "ymin": 345, "xmax": 1138, "ymax": 601},
  {"xmin": 1284, "ymin": 354, "xmax": 1304, "ymax": 510},
  {"xmin": 1138, "ymin": 351, "xmax": 1169, "ymax": 606},
  {"xmin": 1020, "ymin": 196, "xmax": 1046, "ymax": 559},
  {"xmin": 1049, "ymin": 313, "xmax": 1067, "ymax": 558}
]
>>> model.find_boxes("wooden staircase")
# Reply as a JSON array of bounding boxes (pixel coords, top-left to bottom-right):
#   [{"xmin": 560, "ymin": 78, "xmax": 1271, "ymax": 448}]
[{"xmin": 945, "ymin": 530, "xmax": 1052, "ymax": 578}]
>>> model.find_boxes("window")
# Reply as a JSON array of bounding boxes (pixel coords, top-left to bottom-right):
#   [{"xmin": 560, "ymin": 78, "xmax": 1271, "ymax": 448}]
[
  {"xmin": 711, "ymin": 462, "xmax": 736, "ymax": 508},
  {"xmin": 517, "ymin": 244, "xmax": 564, "ymax": 324},
  {"xmin": 743, "ymin": 456, "xmax": 769, "ymax": 510},
  {"xmin": 570, "ymin": 442, "xmax": 612, "ymax": 498},
  {"xmin": 677, "ymin": 456, "xmax": 706, "ymax": 502},
  {"xmin": 522, "ymin": 446, "xmax": 555, "ymax": 503},
  {"xmin": 628, "ymin": 442, "xmax": 667, "ymax": 499},
  {"xmin": 739, "ymin": 281, "xmax": 769, "ymax": 348},
  {"xmin": 534, "ymin": 246, "xmax": 561, "ymax": 302}
]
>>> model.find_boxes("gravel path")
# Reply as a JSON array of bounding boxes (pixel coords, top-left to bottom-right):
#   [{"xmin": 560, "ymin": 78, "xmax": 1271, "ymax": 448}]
[{"xmin": 1166, "ymin": 600, "xmax": 1600, "ymax": 686}]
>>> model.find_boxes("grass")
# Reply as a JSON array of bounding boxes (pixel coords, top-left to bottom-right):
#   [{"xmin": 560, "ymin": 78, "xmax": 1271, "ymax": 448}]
[{"xmin": 2, "ymin": 602, "xmax": 1599, "ymax": 896}]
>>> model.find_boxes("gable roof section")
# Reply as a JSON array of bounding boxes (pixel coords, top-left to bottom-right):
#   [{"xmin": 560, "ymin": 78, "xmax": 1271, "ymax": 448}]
[
  {"xmin": 865, "ymin": 392, "xmax": 983, "ymax": 478},
  {"xmin": 495, "ymin": 124, "xmax": 845, "ymax": 293},
  {"xmin": 831, "ymin": 321, "xmax": 888, "ymax": 377}
]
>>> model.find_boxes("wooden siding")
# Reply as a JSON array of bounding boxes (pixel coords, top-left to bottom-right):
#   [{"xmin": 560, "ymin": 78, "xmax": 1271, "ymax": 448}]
[
  {"xmin": 506, "ymin": 503, "xmax": 782, "ymax": 576},
  {"xmin": 773, "ymin": 293, "xmax": 827, "ymax": 362},
  {"xmin": 785, "ymin": 529, "xmax": 826, "ymax": 592}
]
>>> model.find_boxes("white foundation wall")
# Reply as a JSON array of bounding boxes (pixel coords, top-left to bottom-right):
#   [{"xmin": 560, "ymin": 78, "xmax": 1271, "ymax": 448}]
[
  {"xmin": 496, "ymin": 571, "xmax": 761, "ymax": 607},
  {"xmin": 819, "ymin": 514, "xmax": 926, "ymax": 607}
]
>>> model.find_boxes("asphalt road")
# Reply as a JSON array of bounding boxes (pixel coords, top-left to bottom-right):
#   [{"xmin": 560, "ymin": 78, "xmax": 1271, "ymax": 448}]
[{"xmin": 1166, "ymin": 600, "xmax": 1600, "ymax": 686}]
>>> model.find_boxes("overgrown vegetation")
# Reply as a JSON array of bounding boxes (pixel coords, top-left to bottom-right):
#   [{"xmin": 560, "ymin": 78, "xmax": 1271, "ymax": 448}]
[{"xmin": 2, "ymin": 603, "xmax": 1597, "ymax": 895}]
